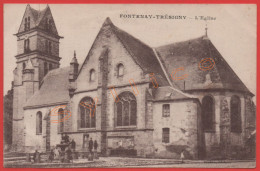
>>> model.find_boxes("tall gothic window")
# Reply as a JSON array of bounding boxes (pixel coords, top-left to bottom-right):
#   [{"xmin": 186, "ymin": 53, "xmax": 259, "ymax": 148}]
[
  {"xmin": 36, "ymin": 111, "xmax": 42, "ymax": 134},
  {"xmin": 45, "ymin": 40, "xmax": 48, "ymax": 53},
  {"xmin": 44, "ymin": 62, "xmax": 48, "ymax": 76},
  {"xmin": 202, "ymin": 95, "xmax": 215, "ymax": 132},
  {"xmin": 27, "ymin": 17, "xmax": 30, "ymax": 30},
  {"xmin": 24, "ymin": 17, "xmax": 30, "ymax": 31},
  {"xmin": 162, "ymin": 104, "xmax": 170, "ymax": 117},
  {"xmin": 24, "ymin": 39, "xmax": 30, "ymax": 53},
  {"xmin": 90, "ymin": 69, "xmax": 95, "ymax": 81},
  {"xmin": 58, "ymin": 108, "xmax": 64, "ymax": 133},
  {"xmin": 24, "ymin": 18, "xmax": 27, "ymax": 31},
  {"xmin": 230, "ymin": 95, "xmax": 242, "ymax": 133},
  {"xmin": 45, "ymin": 40, "xmax": 52, "ymax": 54},
  {"xmin": 115, "ymin": 92, "xmax": 137, "ymax": 127},
  {"xmin": 117, "ymin": 63, "xmax": 124, "ymax": 77},
  {"xmin": 79, "ymin": 97, "xmax": 96, "ymax": 128},
  {"xmin": 45, "ymin": 18, "xmax": 51, "ymax": 31},
  {"xmin": 23, "ymin": 62, "xmax": 26, "ymax": 70},
  {"xmin": 49, "ymin": 41, "xmax": 52, "ymax": 54},
  {"xmin": 162, "ymin": 128, "xmax": 170, "ymax": 143}
]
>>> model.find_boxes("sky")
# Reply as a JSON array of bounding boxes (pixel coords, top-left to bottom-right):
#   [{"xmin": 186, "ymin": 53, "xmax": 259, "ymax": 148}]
[{"xmin": 4, "ymin": 4, "xmax": 256, "ymax": 99}]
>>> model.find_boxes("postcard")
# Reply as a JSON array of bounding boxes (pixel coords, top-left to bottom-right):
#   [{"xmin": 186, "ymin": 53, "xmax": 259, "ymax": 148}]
[{"xmin": 3, "ymin": 4, "xmax": 256, "ymax": 168}]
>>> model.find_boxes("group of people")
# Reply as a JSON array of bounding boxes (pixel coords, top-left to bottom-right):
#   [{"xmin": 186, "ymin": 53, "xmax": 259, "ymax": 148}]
[
  {"xmin": 48, "ymin": 146, "xmax": 73, "ymax": 163},
  {"xmin": 61, "ymin": 133, "xmax": 76, "ymax": 151},
  {"xmin": 48, "ymin": 134, "xmax": 99, "ymax": 162},
  {"xmin": 31, "ymin": 134, "xmax": 99, "ymax": 163},
  {"xmin": 88, "ymin": 138, "xmax": 98, "ymax": 154},
  {"xmin": 47, "ymin": 134, "xmax": 76, "ymax": 163}
]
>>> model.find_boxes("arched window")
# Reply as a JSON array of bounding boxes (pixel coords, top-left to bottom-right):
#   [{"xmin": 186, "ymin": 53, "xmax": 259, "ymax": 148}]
[
  {"xmin": 117, "ymin": 63, "xmax": 124, "ymax": 77},
  {"xmin": 230, "ymin": 95, "xmax": 242, "ymax": 133},
  {"xmin": 202, "ymin": 96, "xmax": 215, "ymax": 132},
  {"xmin": 45, "ymin": 40, "xmax": 48, "ymax": 52},
  {"xmin": 27, "ymin": 39, "xmax": 30, "ymax": 51},
  {"xmin": 49, "ymin": 41, "xmax": 52, "ymax": 54},
  {"xmin": 44, "ymin": 62, "xmax": 48, "ymax": 76},
  {"xmin": 24, "ymin": 17, "xmax": 30, "ymax": 31},
  {"xmin": 36, "ymin": 111, "xmax": 42, "ymax": 134},
  {"xmin": 79, "ymin": 97, "xmax": 96, "ymax": 128},
  {"xmin": 115, "ymin": 92, "xmax": 137, "ymax": 127},
  {"xmin": 24, "ymin": 18, "xmax": 27, "ymax": 31},
  {"xmin": 27, "ymin": 17, "xmax": 30, "ymax": 30},
  {"xmin": 58, "ymin": 108, "xmax": 64, "ymax": 132},
  {"xmin": 90, "ymin": 69, "xmax": 95, "ymax": 81},
  {"xmin": 46, "ymin": 18, "xmax": 51, "ymax": 31},
  {"xmin": 24, "ymin": 39, "xmax": 30, "ymax": 53}
]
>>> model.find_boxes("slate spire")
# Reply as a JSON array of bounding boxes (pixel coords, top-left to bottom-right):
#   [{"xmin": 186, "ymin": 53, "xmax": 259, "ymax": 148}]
[
  {"xmin": 102, "ymin": 17, "xmax": 114, "ymax": 27},
  {"xmin": 205, "ymin": 23, "xmax": 208, "ymax": 37},
  {"xmin": 69, "ymin": 50, "xmax": 79, "ymax": 81}
]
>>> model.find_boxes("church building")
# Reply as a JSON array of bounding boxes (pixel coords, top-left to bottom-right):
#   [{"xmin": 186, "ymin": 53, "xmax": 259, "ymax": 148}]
[{"xmin": 12, "ymin": 5, "xmax": 255, "ymax": 159}]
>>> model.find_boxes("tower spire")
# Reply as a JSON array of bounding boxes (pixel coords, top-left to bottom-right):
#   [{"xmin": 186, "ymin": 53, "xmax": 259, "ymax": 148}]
[
  {"xmin": 70, "ymin": 50, "xmax": 78, "ymax": 64},
  {"xmin": 69, "ymin": 50, "xmax": 79, "ymax": 82},
  {"xmin": 205, "ymin": 23, "xmax": 208, "ymax": 37}
]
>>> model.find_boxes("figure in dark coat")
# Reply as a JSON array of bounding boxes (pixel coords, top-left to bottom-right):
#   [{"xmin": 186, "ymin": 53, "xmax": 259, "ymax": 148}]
[
  {"xmin": 89, "ymin": 138, "xmax": 93, "ymax": 153},
  {"xmin": 71, "ymin": 139, "xmax": 76, "ymax": 151},
  {"xmin": 94, "ymin": 140, "xmax": 98, "ymax": 151},
  {"xmin": 61, "ymin": 133, "xmax": 65, "ymax": 144},
  {"xmin": 64, "ymin": 134, "xmax": 70, "ymax": 143},
  {"xmin": 65, "ymin": 147, "xmax": 72, "ymax": 163},
  {"xmin": 48, "ymin": 149, "xmax": 55, "ymax": 162},
  {"xmin": 33, "ymin": 150, "xmax": 40, "ymax": 163}
]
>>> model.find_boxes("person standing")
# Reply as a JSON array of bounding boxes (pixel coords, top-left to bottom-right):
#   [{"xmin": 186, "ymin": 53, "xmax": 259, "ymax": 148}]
[
  {"xmin": 33, "ymin": 150, "xmax": 40, "ymax": 163},
  {"xmin": 48, "ymin": 149, "xmax": 55, "ymax": 162},
  {"xmin": 89, "ymin": 138, "xmax": 93, "ymax": 154},
  {"xmin": 93, "ymin": 140, "xmax": 99, "ymax": 159},
  {"xmin": 61, "ymin": 133, "xmax": 65, "ymax": 144},
  {"xmin": 180, "ymin": 150, "xmax": 185, "ymax": 163},
  {"xmin": 65, "ymin": 147, "xmax": 72, "ymax": 163},
  {"xmin": 64, "ymin": 134, "xmax": 70, "ymax": 143},
  {"xmin": 71, "ymin": 139, "xmax": 76, "ymax": 152},
  {"xmin": 94, "ymin": 140, "xmax": 98, "ymax": 151}
]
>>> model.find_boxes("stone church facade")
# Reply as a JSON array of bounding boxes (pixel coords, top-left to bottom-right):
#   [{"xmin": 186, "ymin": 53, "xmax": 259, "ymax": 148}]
[{"xmin": 12, "ymin": 5, "xmax": 255, "ymax": 159}]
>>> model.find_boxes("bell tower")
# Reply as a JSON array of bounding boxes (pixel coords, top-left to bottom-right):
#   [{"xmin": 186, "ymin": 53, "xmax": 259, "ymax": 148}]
[{"xmin": 12, "ymin": 4, "xmax": 63, "ymax": 151}]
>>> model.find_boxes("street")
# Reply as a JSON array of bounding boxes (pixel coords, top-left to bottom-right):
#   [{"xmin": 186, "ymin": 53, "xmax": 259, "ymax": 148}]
[{"xmin": 4, "ymin": 156, "xmax": 256, "ymax": 168}]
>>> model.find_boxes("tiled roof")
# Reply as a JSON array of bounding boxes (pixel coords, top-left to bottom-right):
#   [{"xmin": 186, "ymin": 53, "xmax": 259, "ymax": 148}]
[
  {"xmin": 24, "ymin": 66, "xmax": 71, "ymax": 108},
  {"xmin": 155, "ymin": 36, "xmax": 252, "ymax": 95},
  {"xmin": 18, "ymin": 5, "xmax": 59, "ymax": 36},
  {"xmin": 24, "ymin": 19, "xmax": 252, "ymax": 108},
  {"xmin": 107, "ymin": 18, "xmax": 171, "ymax": 87},
  {"xmin": 152, "ymin": 86, "xmax": 194, "ymax": 101},
  {"xmin": 30, "ymin": 6, "xmax": 48, "ymax": 26}
]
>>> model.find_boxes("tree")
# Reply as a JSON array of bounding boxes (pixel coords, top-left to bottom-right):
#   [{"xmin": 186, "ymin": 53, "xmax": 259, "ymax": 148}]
[{"xmin": 4, "ymin": 85, "xmax": 13, "ymax": 148}]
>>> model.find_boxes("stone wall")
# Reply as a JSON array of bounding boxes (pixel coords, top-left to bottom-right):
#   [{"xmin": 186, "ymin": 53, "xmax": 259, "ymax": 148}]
[
  {"xmin": 152, "ymin": 100, "xmax": 200, "ymax": 159},
  {"xmin": 189, "ymin": 90, "xmax": 254, "ymax": 159},
  {"xmin": 62, "ymin": 20, "xmax": 154, "ymax": 156}
]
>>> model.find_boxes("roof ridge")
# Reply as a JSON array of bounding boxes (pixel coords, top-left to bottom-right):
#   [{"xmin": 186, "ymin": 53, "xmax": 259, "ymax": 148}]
[
  {"xmin": 207, "ymin": 40, "xmax": 251, "ymax": 94},
  {"xmin": 156, "ymin": 35, "xmax": 206, "ymax": 49},
  {"xmin": 113, "ymin": 25, "xmax": 153, "ymax": 51},
  {"xmin": 152, "ymin": 48, "xmax": 180, "ymax": 89}
]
